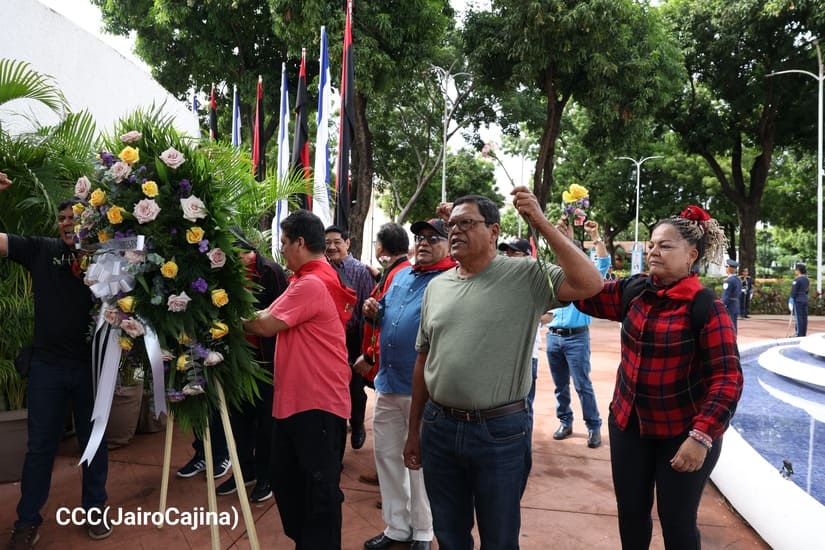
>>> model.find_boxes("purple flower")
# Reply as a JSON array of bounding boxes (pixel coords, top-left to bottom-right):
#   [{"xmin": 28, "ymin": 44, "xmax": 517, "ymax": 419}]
[
  {"xmin": 193, "ymin": 344, "xmax": 209, "ymax": 359},
  {"xmin": 179, "ymin": 179, "xmax": 192, "ymax": 197},
  {"xmin": 78, "ymin": 228, "xmax": 89, "ymax": 239},
  {"xmin": 128, "ymin": 174, "xmax": 137, "ymax": 184},
  {"xmin": 138, "ymin": 165, "xmax": 147, "ymax": 173},
  {"xmin": 198, "ymin": 239, "xmax": 209, "ymax": 253},
  {"xmin": 100, "ymin": 151, "xmax": 116, "ymax": 168},
  {"xmin": 191, "ymin": 277, "xmax": 208, "ymax": 294},
  {"xmin": 170, "ymin": 227, "xmax": 178, "ymax": 235},
  {"xmin": 114, "ymin": 231, "xmax": 125, "ymax": 239}
]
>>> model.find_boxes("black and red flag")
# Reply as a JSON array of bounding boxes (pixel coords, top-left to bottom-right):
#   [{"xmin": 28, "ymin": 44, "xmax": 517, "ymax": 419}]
[
  {"xmin": 209, "ymin": 83, "xmax": 218, "ymax": 141},
  {"xmin": 292, "ymin": 48, "xmax": 312, "ymax": 210},
  {"xmin": 335, "ymin": 0, "xmax": 355, "ymax": 230},
  {"xmin": 252, "ymin": 75, "xmax": 265, "ymax": 182}
]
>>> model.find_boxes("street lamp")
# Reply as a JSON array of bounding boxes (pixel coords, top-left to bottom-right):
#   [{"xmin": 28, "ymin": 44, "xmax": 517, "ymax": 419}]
[
  {"xmin": 432, "ymin": 64, "xmax": 469, "ymax": 204},
  {"xmin": 768, "ymin": 39, "xmax": 824, "ymax": 295},
  {"xmin": 617, "ymin": 155, "xmax": 663, "ymax": 274}
]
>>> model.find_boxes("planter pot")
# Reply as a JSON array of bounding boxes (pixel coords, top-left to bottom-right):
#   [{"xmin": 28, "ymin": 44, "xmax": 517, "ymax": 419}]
[
  {"xmin": 0, "ymin": 409, "xmax": 28, "ymax": 483},
  {"xmin": 105, "ymin": 385, "xmax": 142, "ymax": 449}
]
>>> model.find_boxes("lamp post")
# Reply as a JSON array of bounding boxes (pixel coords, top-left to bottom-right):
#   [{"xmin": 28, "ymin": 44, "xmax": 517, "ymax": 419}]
[
  {"xmin": 432, "ymin": 64, "xmax": 469, "ymax": 204},
  {"xmin": 617, "ymin": 155, "xmax": 663, "ymax": 274},
  {"xmin": 768, "ymin": 39, "xmax": 824, "ymax": 295}
]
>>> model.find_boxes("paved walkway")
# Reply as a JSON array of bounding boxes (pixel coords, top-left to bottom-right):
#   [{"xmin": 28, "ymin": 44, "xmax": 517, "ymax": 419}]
[{"xmin": 2, "ymin": 315, "xmax": 809, "ymax": 549}]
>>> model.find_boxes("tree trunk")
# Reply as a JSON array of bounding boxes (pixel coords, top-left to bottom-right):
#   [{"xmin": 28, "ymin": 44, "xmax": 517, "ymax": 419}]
[
  {"xmin": 533, "ymin": 73, "xmax": 569, "ymax": 209},
  {"xmin": 348, "ymin": 92, "xmax": 374, "ymax": 261}
]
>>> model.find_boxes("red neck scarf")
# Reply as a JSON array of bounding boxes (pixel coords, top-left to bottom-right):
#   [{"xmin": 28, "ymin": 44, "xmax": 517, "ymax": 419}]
[
  {"xmin": 649, "ymin": 273, "xmax": 704, "ymax": 301},
  {"xmin": 290, "ymin": 259, "xmax": 357, "ymax": 327},
  {"xmin": 412, "ymin": 256, "xmax": 457, "ymax": 273}
]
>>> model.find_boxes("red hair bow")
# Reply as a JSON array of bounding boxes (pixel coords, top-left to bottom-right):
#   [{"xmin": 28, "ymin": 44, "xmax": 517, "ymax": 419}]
[{"xmin": 679, "ymin": 205, "xmax": 710, "ymax": 231}]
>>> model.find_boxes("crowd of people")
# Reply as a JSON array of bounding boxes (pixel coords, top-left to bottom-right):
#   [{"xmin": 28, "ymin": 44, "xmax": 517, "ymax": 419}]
[{"xmin": 1, "ymin": 168, "xmax": 752, "ymax": 549}]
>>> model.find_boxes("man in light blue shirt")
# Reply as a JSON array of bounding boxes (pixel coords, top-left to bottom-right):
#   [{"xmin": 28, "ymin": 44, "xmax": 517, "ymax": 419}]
[{"xmin": 547, "ymin": 220, "xmax": 610, "ymax": 448}]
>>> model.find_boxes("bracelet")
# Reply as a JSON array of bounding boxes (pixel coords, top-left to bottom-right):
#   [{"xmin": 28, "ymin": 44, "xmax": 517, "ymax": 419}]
[
  {"xmin": 592, "ymin": 238, "xmax": 602, "ymax": 244},
  {"xmin": 362, "ymin": 354, "xmax": 375, "ymax": 366},
  {"xmin": 688, "ymin": 429, "xmax": 712, "ymax": 450}
]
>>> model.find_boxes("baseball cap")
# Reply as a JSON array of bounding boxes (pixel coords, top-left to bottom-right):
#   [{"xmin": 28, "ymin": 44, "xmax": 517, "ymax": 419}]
[
  {"xmin": 498, "ymin": 238, "xmax": 532, "ymax": 255},
  {"xmin": 410, "ymin": 218, "xmax": 449, "ymax": 238}
]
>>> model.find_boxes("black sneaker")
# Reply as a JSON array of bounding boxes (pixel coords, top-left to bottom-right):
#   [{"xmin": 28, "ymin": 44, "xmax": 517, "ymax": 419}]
[
  {"xmin": 587, "ymin": 429, "xmax": 602, "ymax": 448},
  {"xmin": 8, "ymin": 525, "xmax": 39, "ymax": 550},
  {"xmin": 216, "ymin": 475, "xmax": 256, "ymax": 496},
  {"xmin": 250, "ymin": 480, "xmax": 273, "ymax": 503},
  {"xmin": 213, "ymin": 458, "xmax": 231, "ymax": 479},
  {"xmin": 177, "ymin": 456, "xmax": 206, "ymax": 478}
]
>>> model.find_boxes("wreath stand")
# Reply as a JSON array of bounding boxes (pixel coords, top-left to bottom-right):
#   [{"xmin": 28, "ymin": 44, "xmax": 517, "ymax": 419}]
[{"xmin": 157, "ymin": 382, "xmax": 260, "ymax": 549}]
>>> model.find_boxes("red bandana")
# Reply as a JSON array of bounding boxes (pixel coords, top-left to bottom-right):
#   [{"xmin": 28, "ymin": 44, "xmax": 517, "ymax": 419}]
[
  {"xmin": 412, "ymin": 256, "xmax": 457, "ymax": 273},
  {"xmin": 290, "ymin": 259, "xmax": 357, "ymax": 327}
]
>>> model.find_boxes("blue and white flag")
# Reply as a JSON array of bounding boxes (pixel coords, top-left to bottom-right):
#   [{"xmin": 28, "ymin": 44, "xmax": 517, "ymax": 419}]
[
  {"xmin": 312, "ymin": 26, "xmax": 333, "ymax": 227},
  {"xmin": 272, "ymin": 63, "xmax": 291, "ymax": 258},
  {"xmin": 231, "ymin": 85, "xmax": 241, "ymax": 149}
]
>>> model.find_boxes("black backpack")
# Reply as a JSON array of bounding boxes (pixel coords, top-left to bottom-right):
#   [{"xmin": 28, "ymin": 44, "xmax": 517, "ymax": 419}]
[{"xmin": 620, "ymin": 275, "xmax": 715, "ymax": 340}]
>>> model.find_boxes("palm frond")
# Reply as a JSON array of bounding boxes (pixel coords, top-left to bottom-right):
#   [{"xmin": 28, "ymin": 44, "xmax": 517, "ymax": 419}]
[{"xmin": 0, "ymin": 59, "xmax": 68, "ymax": 116}]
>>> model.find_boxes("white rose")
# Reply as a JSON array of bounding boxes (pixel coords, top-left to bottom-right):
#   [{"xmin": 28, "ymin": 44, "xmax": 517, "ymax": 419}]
[
  {"xmin": 182, "ymin": 383, "xmax": 205, "ymax": 396},
  {"xmin": 159, "ymin": 147, "xmax": 186, "ymax": 169},
  {"xmin": 74, "ymin": 176, "xmax": 91, "ymax": 199},
  {"xmin": 167, "ymin": 291, "xmax": 192, "ymax": 312},
  {"xmin": 120, "ymin": 317, "xmax": 145, "ymax": 338},
  {"xmin": 103, "ymin": 307, "xmax": 122, "ymax": 327},
  {"xmin": 204, "ymin": 351, "xmax": 224, "ymax": 366},
  {"xmin": 109, "ymin": 161, "xmax": 132, "ymax": 182},
  {"xmin": 133, "ymin": 198, "xmax": 161, "ymax": 224},
  {"xmin": 206, "ymin": 248, "xmax": 226, "ymax": 269},
  {"xmin": 180, "ymin": 195, "xmax": 207, "ymax": 222},
  {"xmin": 124, "ymin": 250, "xmax": 146, "ymax": 264},
  {"xmin": 120, "ymin": 130, "xmax": 142, "ymax": 143}
]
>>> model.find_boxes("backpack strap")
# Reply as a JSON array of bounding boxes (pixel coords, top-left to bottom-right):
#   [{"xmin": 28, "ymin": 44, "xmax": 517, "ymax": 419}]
[{"xmin": 620, "ymin": 275, "xmax": 715, "ymax": 340}]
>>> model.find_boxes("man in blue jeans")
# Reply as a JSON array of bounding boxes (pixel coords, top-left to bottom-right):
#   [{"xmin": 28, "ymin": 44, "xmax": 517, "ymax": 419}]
[
  {"xmin": 0, "ymin": 174, "xmax": 110, "ymax": 548},
  {"xmin": 547, "ymin": 219, "xmax": 610, "ymax": 449},
  {"xmin": 404, "ymin": 191, "xmax": 603, "ymax": 549}
]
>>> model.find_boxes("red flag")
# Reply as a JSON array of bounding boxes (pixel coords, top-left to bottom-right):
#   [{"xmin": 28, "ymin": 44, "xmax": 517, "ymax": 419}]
[
  {"xmin": 335, "ymin": 0, "xmax": 355, "ymax": 230},
  {"xmin": 253, "ymin": 76, "xmax": 265, "ymax": 181},
  {"xmin": 209, "ymin": 83, "xmax": 218, "ymax": 141},
  {"xmin": 292, "ymin": 48, "xmax": 311, "ymax": 210}
]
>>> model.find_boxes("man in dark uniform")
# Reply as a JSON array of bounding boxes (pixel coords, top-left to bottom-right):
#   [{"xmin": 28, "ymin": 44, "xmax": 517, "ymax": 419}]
[
  {"xmin": 721, "ymin": 258, "xmax": 742, "ymax": 333},
  {"xmin": 790, "ymin": 263, "xmax": 810, "ymax": 337},
  {"xmin": 740, "ymin": 268, "xmax": 753, "ymax": 318}
]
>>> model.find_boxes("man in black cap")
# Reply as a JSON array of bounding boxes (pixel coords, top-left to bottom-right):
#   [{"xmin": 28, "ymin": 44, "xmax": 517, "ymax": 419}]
[
  {"xmin": 498, "ymin": 238, "xmax": 532, "ymax": 256},
  {"xmin": 722, "ymin": 259, "xmax": 742, "ymax": 333},
  {"xmin": 790, "ymin": 262, "xmax": 810, "ymax": 336}
]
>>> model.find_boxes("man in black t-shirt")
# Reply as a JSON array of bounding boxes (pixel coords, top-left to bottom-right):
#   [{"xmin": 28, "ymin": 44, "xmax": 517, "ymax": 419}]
[{"xmin": 0, "ymin": 173, "xmax": 110, "ymax": 546}]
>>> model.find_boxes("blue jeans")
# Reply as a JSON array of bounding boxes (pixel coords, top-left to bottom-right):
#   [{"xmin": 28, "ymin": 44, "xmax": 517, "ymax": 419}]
[
  {"xmin": 546, "ymin": 330, "xmax": 602, "ymax": 431},
  {"xmin": 526, "ymin": 357, "xmax": 538, "ymax": 430},
  {"xmin": 421, "ymin": 400, "xmax": 531, "ymax": 550},
  {"xmin": 16, "ymin": 356, "xmax": 108, "ymax": 527}
]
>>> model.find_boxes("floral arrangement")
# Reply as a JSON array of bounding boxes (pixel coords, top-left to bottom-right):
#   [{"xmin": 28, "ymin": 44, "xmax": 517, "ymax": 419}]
[
  {"xmin": 73, "ymin": 113, "xmax": 261, "ymax": 435},
  {"xmin": 561, "ymin": 183, "xmax": 590, "ymax": 226}
]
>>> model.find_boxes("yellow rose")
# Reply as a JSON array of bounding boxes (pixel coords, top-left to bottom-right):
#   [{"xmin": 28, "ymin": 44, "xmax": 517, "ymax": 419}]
[
  {"xmin": 160, "ymin": 261, "xmax": 178, "ymax": 279},
  {"xmin": 118, "ymin": 146, "xmax": 140, "ymax": 165},
  {"xmin": 98, "ymin": 231, "xmax": 110, "ymax": 242},
  {"xmin": 106, "ymin": 206, "xmax": 124, "ymax": 224},
  {"xmin": 142, "ymin": 180, "xmax": 159, "ymax": 197},
  {"xmin": 118, "ymin": 336, "xmax": 133, "ymax": 351},
  {"xmin": 186, "ymin": 226, "xmax": 205, "ymax": 244},
  {"xmin": 178, "ymin": 333, "xmax": 192, "ymax": 344},
  {"xmin": 568, "ymin": 184, "xmax": 589, "ymax": 200},
  {"xmin": 72, "ymin": 203, "xmax": 85, "ymax": 215},
  {"xmin": 210, "ymin": 321, "xmax": 229, "ymax": 340},
  {"xmin": 211, "ymin": 289, "xmax": 229, "ymax": 308},
  {"xmin": 176, "ymin": 354, "xmax": 189, "ymax": 371},
  {"xmin": 89, "ymin": 188, "xmax": 107, "ymax": 207},
  {"xmin": 117, "ymin": 296, "xmax": 135, "ymax": 313}
]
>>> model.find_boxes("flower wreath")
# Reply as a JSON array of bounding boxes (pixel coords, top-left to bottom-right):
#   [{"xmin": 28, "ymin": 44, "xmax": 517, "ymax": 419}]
[{"xmin": 73, "ymin": 113, "xmax": 262, "ymax": 453}]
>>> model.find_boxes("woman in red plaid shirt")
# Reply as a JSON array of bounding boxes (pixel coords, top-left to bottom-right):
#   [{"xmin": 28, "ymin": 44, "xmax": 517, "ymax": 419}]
[{"xmin": 575, "ymin": 205, "xmax": 743, "ymax": 549}]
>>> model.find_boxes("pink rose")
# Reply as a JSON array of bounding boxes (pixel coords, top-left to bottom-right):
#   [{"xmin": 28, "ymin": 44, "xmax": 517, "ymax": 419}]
[
  {"xmin": 133, "ymin": 198, "xmax": 161, "ymax": 224},
  {"xmin": 159, "ymin": 147, "xmax": 186, "ymax": 169},
  {"xmin": 103, "ymin": 307, "xmax": 122, "ymax": 327},
  {"xmin": 204, "ymin": 350, "xmax": 224, "ymax": 366},
  {"xmin": 109, "ymin": 161, "xmax": 132, "ymax": 182},
  {"xmin": 167, "ymin": 292, "xmax": 192, "ymax": 312},
  {"xmin": 180, "ymin": 195, "xmax": 207, "ymax": 222},
  {"xmin": 124, "ymin": 250, "xmax": 146, "ymax": 264},
  {"xmin": 120, "ymin": 317, "xmax": 145, "ymax": 338},
  {"xmin": 120, "ymin": 130, "xmax": 142, "ymax": 143},
  {"xmin": 206, "ymin": 248, "xmax": 226, "ymax": 269},
  {"xmin": 75, "ymin": 176, "xmax": 91, "ymax": 199}
]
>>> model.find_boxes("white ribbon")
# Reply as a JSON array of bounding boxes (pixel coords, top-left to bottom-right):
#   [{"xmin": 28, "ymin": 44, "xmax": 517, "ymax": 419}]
[
  {"xmin": 85, "ymin": 236, "xmax": 144, "ymax": 300},
  {"xmin": 143, "ymin": 324, "xmax": 167, "ymax": 418}
]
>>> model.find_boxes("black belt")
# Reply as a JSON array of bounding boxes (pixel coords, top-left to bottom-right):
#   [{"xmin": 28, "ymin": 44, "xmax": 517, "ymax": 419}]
[
  {"xmin": 547, "ymin": 326, "xmax": 588, "ymax": 337},
  {"xmin": 431, "ymin": 399, "xmax": 527, "ymax": 423}
]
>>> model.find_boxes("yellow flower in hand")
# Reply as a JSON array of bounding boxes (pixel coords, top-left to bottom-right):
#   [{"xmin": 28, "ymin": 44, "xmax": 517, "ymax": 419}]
[
  {"xmin": 118, "ymin": 146, "xmax": 140, "ymax": 165},
  {"xmin": 210, "ymin": 321, "xmax": 229, "ymax": 340},
  {"xmin": 142, "ymin": 180, "xmax": 159, "ymax": 197},
  {"xmin": 89, "ymin": 188, "xmax": 107, "ymax": 207},
  {"xmin": 160, "ymin": 261, "xmax": 178, "ymax": 279},
  {"xmin": 211, "ymin": 289, "xmax": 229, "ymax": 308},
  {"xmin": 186, "ymin": 226, "xmax": 205, "ymax": 244},
  {"xmin": 117, "ymin": 296, "xmax": 135, "ymax": 313}
]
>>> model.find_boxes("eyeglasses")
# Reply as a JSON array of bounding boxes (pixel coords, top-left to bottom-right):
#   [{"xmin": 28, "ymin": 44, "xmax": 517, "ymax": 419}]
[
  {"xmin": 446, "ymin": 218, "xmax": 488, "ymax": 232},
  {"xmin": 414, "ymin": 234, "xmax": 447, "ymax": 244}
]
